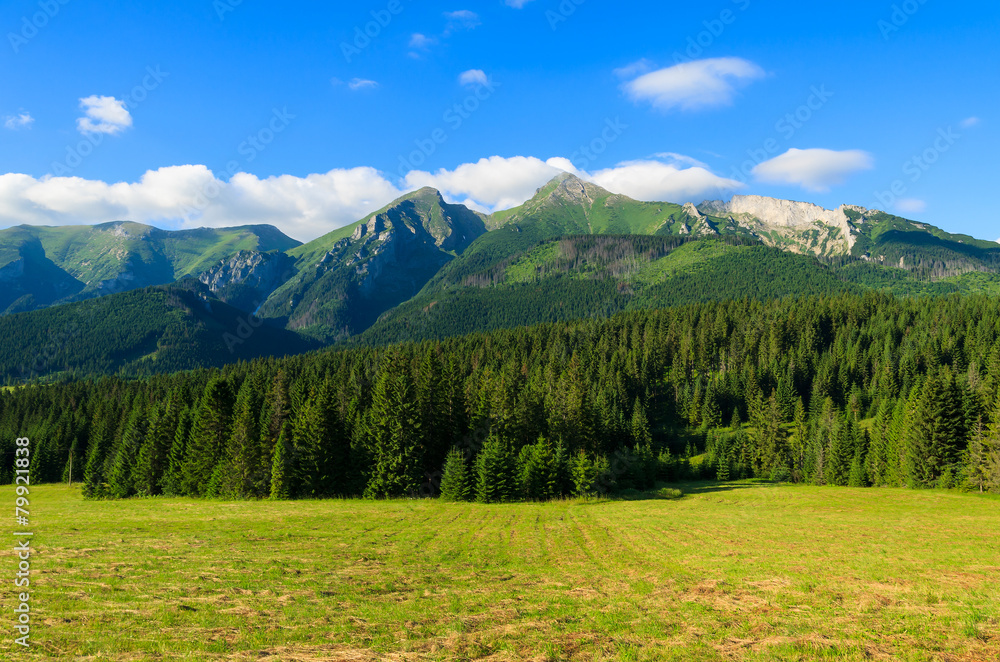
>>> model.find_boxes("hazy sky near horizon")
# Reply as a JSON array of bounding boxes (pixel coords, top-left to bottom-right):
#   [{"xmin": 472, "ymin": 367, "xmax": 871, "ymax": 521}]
[{"xmin": 1, "ymin": 0, "xmax": 997, "ymax": 241}]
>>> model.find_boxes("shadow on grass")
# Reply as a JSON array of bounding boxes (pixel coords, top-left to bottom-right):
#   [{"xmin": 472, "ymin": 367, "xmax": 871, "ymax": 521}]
[
  {"xmin": 592, "ymin": 479, "xmax": 788, "ymax": 504},
  {"xmin": 678, "ymin": 480, "xmax": 785, "ymax": 496}
]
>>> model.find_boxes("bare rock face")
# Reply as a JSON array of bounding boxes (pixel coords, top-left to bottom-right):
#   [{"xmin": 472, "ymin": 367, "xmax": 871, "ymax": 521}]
[
  {"xmin": 699, "ymin": 195, "xmax": 858, "ymax": 255},
  {"xmin": 199, "ymin": 250, "xmax": 294, "ymax": 310},
  {"xmin": 547, "ymin": 175, "xmax": 601, "ymax": 208}
]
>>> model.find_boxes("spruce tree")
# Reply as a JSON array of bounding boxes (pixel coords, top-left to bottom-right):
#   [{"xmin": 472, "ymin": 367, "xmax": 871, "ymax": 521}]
[
  {"xmin": 518, "ymin": 436, "xmax": 557, "ymax": 501},
  {"xmin": 225, "ymin": 373, "xmax": 265, "ymax": 498},
  {"xmin": 106, "ymin": 404, "xmax": 148, "ymax": 499},
  {"xmin": 571, "ymin": 450, "xmax": 601, "ymax": 496},
  {"xmin": 848, "ymin": 449, "xmax": 868, "ymax": 487},
  {"xmin": 475, "ymin": 434, "xmax": 518, "ymax": 503},
  {"xmin": 182, "ymin": 378, "xmax": 235, "ymax": 497},
  {"xmin": 439, "ymin": 447, "xmax": 474, "ymax": 501},
  {"xmin": 364, "ymin": 356, "xmax": 424, "ymax": 498},
  {"xmin": 161, "ymin": 407, "xmax": 192, "ymax": 496},
  {"xmin": 270, "ymin": 425, "xmax": 292, "ymax": 500},
  {"xmin": 906, "ymin": 369, "xmax": 967, "ymax": 488},
  {"xmin": 630, "ymin": 398, "xmax": 652, "ymax": 446}
]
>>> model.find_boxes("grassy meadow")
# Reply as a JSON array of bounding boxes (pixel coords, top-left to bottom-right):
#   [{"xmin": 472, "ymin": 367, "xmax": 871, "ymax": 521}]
[{"xmin": 6, "ymin": 482, "xmax": 1000, "ymax": 661}]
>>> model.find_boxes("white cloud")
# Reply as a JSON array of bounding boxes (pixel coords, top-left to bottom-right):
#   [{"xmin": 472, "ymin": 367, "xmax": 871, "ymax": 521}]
[
  {"xmin": 404, "ymin": 153, "xmax": 743, "ymax": 212},
  {"xmin": 960, "ymin": 117, "xmax": 981, "ymax": 129},
  {"xmin": 0, "ymin": 166, "xmax": 405, "ymax": 242},
  {"xmin": 458, "ymin": 69, "xmax": 489, "ymax": 87},
  {"xmin": 0, "ymin": 154, "xmax": 749, "ymax": 241},
  {"xmin": 504, "ymin": 0, "xmax": 534, "ymax": 7},
  {"xmin": 444, "ymin": 10, "xmax": 481, "ymax": 33},
  {"xmin": 348, "ymin": 78, "xmax": 379, "ymax": 91},
  {"xmin": 4, "ymin": 112, "xmax": 34, "ymax": 130},
  {"xmin": 589, "ymin": 158, "xmax": 744, "ymax": 203},
  {"xmin": 623, "ymin": 58, "xmax": 766, "ymax": 111},
  {"xmin": 652, "ymin": 152, "xmax": 708, "ymax": 169},
  {"xmin": 613, "ymin": 59, "xmax": 653, "ymax": 80},
  {"xmin": 405, "ymin": 156, "xmax": 567, "ymax": 212},
  {"xmin": 895, "ymin": 198, "xmax": 926, "ymax": 215},
  {"xmin": 752, "ymin": 148, "xmax": 874, "ymax": 192},
  {"xmin": 77, "ymin": 96, "xmax": 132, "ymax": 135},
  {"xmin": 409, "ymin": 33, "xmax": 436, "ymax": 49}
]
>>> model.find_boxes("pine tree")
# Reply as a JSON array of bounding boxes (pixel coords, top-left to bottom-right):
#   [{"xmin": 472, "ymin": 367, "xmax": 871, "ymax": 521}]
[
  {"xmin": 826, "ymin": 412, "xmax": 858, "ymax": 487},
  {"xmin": 729, "ymin": 407, "xmax": 742, "ymax": 430},
  {"xmin": 416, "ymin": 348, "xmax": 450, "ymax": 472},
  {"xmin": 182, "ymin": 378, "xmax": 235, "ymax": 497},
  {"xmin": 161, "ymin": 407, "xmax": 192, "ymax": 496},
  {"xmin": 257, "ymin": 370, "xmax": 291, "ymax": 496},
  {"xmin": 439, "ymin": 447, "xmax": 474, "ymax": 501},
  {"xmin": 848, "ymin": 449, "xmax": 868, "ymax": 487},
  {"xmin": 224, "ymin": 373, "xmax": 265, "ymax": 498},
  {"xmin": 906, "ymin": 369, "xmax": 967, "ymax": 488},
  {"xmin": 293, "ymin": 380, "xmax": 345, "ymax": 498},
  {"xmin": 716, "ymin": 443, "xmax": 731, "ymax": 482},
  {"xmin": 269, "ymin": 425, "xmax": 293, "ymax": 500},
  {"xmin": 630, "ymin": 397, "xmax": 652, "ymax": 445},
  {"xmin": 518, "ymin": 436, "xmax": 557, "ymax": 501},
  {"xmin": 700, "ymin": 383, "xmax": 722, "ymax": 431},
  {"xmin": 753, "ymin": 393, "xmax": 787, "ymax": 475},
  {"xmin": 106, "ymin": 403, "xmax": 148, "ymax": 499},
  {"xmin": 364, "ymin": 356, "xmax": 424, "ymax": 498},
  {"xmin": 475, "ymin": 434, "xmax": 518, "ymax": 503},
  {"xmin": 82, "ymin": 401, "xmax": 116, "ymax": 498},
  {"xmin": 571, "ymin": 450, "xmax": 602, "ymax": 496}
]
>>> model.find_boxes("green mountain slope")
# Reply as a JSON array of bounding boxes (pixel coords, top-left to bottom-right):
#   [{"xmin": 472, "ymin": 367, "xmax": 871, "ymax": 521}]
[
  {"xmin": 0, "ymin": 222, "xmax": 300, "ymax": 314},
  {"xmin": 362, "ymin": 177, "xmax": 1000, "ymax": 344},
  {"xmin": 0, "ymin": 280, "xmax": 318, "ymax": 382},
  {"xmin": 847, "ymin": 209, "xmax": 1000, "ymax": 277},
  {"xmin": 361, "ymin": 235, "xmax": 857, "ymax": 344},
  {"xmin": 257, "ymin": 188, "xmax": 487, "ymax": 342}
]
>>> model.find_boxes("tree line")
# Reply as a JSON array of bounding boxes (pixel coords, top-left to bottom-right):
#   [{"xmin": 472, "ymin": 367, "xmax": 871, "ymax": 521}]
[{"xmin": 2, "ymin": 291, "xmax": 1000, "ymax": 499}]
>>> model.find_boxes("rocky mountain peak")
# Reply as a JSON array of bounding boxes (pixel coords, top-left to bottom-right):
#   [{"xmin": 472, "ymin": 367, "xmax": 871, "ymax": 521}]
[{"xmin": 698, "ymin": 195, "xmax": 857, "ymax": 253}]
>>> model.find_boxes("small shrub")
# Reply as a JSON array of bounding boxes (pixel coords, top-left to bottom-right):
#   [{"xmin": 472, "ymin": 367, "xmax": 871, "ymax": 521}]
[
  {"xmin": 655, "ymin": 487, "xmax": 683, "ymax": 500},
  {"xmin": 770, "ymin": 466, "xmax": 793, "ymax": 483}
]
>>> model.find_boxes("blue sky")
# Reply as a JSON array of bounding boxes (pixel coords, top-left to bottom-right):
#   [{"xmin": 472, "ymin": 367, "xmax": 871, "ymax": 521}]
[{"xmin": 1, "ymin": 0, "xmax": 997, "ymax": 241}]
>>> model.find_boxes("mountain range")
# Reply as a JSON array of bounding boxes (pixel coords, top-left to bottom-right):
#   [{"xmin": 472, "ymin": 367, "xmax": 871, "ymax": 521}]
[{"xmin": 2, "ymin": 172, "xmax": 999, "ymax": 380}]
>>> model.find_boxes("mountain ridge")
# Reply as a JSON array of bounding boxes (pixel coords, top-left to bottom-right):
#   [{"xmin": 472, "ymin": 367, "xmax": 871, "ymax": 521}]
[{"xmin": 2, "ymin": 172, "xmax": 999, "ymax": 376}]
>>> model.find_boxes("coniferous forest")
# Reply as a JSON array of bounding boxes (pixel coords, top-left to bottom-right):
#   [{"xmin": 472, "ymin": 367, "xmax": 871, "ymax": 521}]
[{"xmin": 3, "ymin": 292, "xmax": 1000, "ymax": 500}]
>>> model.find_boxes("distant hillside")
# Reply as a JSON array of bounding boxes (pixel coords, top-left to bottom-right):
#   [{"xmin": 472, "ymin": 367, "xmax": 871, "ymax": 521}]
[
  {"xmin": 0, "ymin": 222, "xmax": 300, "ymax": 314},
  {"xmin": 0, "ymin": 281, "xmax": 318, "ymax": 382}
]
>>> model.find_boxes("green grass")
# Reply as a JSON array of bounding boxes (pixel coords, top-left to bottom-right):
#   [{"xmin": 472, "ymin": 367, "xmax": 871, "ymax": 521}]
[{"xmin": 8, "ymin": 483, "xmax": 1000, "ymax": 661}]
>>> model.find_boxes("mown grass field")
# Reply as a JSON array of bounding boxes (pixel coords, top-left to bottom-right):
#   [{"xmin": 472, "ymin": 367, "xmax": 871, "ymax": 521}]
[{"xmin": 5, "ymin": 483, "xmax": 1000, "ymax": 661}]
